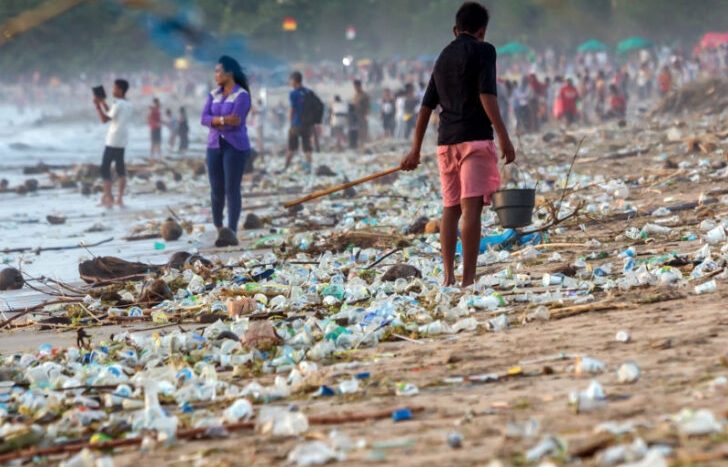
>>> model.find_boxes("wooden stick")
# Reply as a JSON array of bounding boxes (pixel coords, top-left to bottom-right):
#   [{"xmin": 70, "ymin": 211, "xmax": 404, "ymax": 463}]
[
  {"xmin": 283, "ymin": 166, "xmax": 401, "ymax": 208},
  {"xmin": 1, "ymin": 237, "xmax": 113, "ymax": 255}
]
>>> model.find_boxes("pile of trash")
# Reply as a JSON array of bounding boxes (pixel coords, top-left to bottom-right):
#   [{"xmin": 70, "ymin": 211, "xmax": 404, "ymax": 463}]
[
  {"xmin": 2, "ymin": 116, "xmax": 728, "ymax": 464},
  {"xmin": 651, "ymin": 78, "xmax": 728, "ymax": 116}
]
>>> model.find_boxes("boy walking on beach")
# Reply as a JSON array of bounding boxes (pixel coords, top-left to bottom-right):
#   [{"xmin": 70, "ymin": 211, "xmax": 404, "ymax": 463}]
[
  {"xmin": 401, "ymin": 1, "xmax": 515, "ymax": 287},
  {"xmin": 94, "ymin": 79, "xmax": 132, "ymax": 208}
]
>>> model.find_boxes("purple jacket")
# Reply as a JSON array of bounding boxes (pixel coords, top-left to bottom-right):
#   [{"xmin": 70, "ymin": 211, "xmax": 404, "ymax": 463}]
[{"xmin": 201, "ymin": 84, "xmax": 251, "ymax": 151}]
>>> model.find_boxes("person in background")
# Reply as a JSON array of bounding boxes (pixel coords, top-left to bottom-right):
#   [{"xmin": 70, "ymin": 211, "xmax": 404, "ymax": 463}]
[
  {"xmin": 330, "ymin": 95, "xmax": 348, "ymax": 151},
  {"xmin": 200, "ymin": 55, "xmax": 252, "ymax": 247},
  {"xmin": 165, "ymin": 108, "xmax": 178, "ymax": 153},
  {"xmin": 380, "ymin": 88, "xmax": 396, "ymax": 138},
  {"xmin": 604, "ymin": 84, "xmax": 626, "ymax": 119},
  {"xmin": 513, "ymin": 76, "xmax": 532, "ymax": 133},
  {"xmin": 558, "ymin": 78, "xmax": 579, "ymax": 126},
  {"xmin": 148, "ymin": 97, "xmax": 162, "ymax": 159},
  {"xmin": 178, "ymin": 106, "xmax": 189, "ymax": 155},
  {"xmin": 403, "ymin": 83, "xmax": 419, "ymax": 139},
  {"xmin": 284, "ymin": 71, "xmax": 313, "ymax": 171},
  {"xmin": 594, "ymin": 70, "xmax": 607, "ymax": 118},
  {"xmin": 400, "ymin": 1, "xmax": 515, "ymax": 288},
  {"xmin": 394, "ymin": 88, "xmax": 407, "ymax": 139},
  {"xmin": 347, "ymin": 101, "xmax": 359, "ymax": 150},
  {"xmin": 352, "ymin": 79, "xmax": 370, "ymax": 147},
  {"xmin": 93, "ymin": 79, "xmax": 132, "ymax": 208},
  {"xmin": 658, "ymin": 65, "xmax": 672, "ymax": 96}
]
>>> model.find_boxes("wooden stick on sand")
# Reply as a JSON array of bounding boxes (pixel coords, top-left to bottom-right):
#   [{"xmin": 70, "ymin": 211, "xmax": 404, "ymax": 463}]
[{"xmin": 283, "ymin": 166, "xmax": 401, "ymax": 208}]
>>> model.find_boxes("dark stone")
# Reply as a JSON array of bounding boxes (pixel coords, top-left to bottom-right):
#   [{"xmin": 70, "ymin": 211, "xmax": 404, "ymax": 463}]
[
  {"xmin": 316, "ymin": 164, "xmax": 337, "ymax": 176},
  {"xmin": 15, "ymin": 185, "xmax": 28, "ymax": 195},
  {"xmin": 0, "ymin": 267, "xmax": 24, "ymax": 290},
  {"xmin": 243, "ymin": 213, "xmax": 264, "ymax": 230},
  {"xmin": 215, "ymin": 227, "xmax": 239, "ymax": 247},
  {"xmin": 287, "ymin": 204, "xmax": 304, "ymax": 216},
  {"xmin": 542, "ymin": 132, "xmax": 558, "ymax": 143},
  {"xmin": 343, "ymin": 186, "xmax": 356, "ymax": 198},
  {"xmin": 46, "ymin": 215, "xmax": 66, "ymax": 225},
  {"xmin": 172, "ymin": 171, "xmax": 182, "ymax": 182},
  {"xmin": 81, "ymin": 183, "xmax": 92, "ymax": 196},
  {"xmin": 22, "ymin": 163, "xmax": 48, "ymax": 175},
  {"xmin": 381, "ymin": 264, "xmax": 422, "ymax": 282},
  {"xmin": 0, "ymin": 179, "xmax": 8, "ymax": 191},
  {"xmin": 155, "ymin": 180, "xmax": 167, "ymax": 192}
]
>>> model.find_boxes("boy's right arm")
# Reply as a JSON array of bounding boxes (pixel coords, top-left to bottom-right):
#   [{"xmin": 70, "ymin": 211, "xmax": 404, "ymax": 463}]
[
  {"xmin": 401, "ymin": 77, "xmax": 438, "ymax": 171},
  {"xmin": 400, "ymin": 106, "xmax": 432, "ymax": 171}
]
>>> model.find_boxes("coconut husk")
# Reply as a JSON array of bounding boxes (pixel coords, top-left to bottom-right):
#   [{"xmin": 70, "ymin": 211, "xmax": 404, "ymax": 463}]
[
  {"xmin": 78, "ymin": 256, "xmax": 160, "ymax": 283},
  {"xmin": 139, "ymin": 278, "xmax": 173, "ymax": 305},
  {"xmin": 160, "ymin": 217, "xmax": 183, "ymax": 241},
  {"xmin": 215, "ymin": 227, "xmax": 239, "ymax": 247},
  {"xmin": 0, "ymin": 268, "xmax": 24, "ymax": 291},
  {"xmin": 405, "ymin": 216, "xmax": 429, "ymax": 235},
  {"xmin": 227, "ymin": 297, "xmax": 257, "ymax": 318},
  {"xmin": 243, "ymin": 213, "xmax": 264, "ymax": 230},
  {"xmin": 167, "ymin": 251, "xmax": 213, "ymax": 270},
  {"xmin": 381, "ymin": 264, "xmax": 422, "ymax": 282},
  {"xmin": 424, "ymin": 219, "xmax": 440, "ymax": 234},
  {"xmin": 243, "ymin": 321, "xmax": 281, "ymax": 350}
]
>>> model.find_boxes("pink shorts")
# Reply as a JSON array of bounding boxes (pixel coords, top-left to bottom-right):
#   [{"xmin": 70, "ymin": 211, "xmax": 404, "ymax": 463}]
[{"xmin": 437, "ymin": 140, "xmax": 501, "ymax": 208}]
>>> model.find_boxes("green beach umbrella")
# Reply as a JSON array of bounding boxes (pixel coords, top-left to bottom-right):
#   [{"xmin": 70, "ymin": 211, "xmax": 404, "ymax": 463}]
[
  {"xmin": 616, "ymin": 36, "xmax": 653, "ymax": 54},
  {"xmin": 496, "ymin": 42, "xmax": 531, "ymax": 56},
  {"xmin": 577, "ymin": 39, "xmax": 608, "ymax": 53}
]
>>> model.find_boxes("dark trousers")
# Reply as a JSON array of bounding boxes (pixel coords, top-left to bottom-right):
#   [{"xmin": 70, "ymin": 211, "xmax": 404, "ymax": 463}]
[{"xmin": 206, "ymin": 138, "xmax": 250, "ymax": 232}]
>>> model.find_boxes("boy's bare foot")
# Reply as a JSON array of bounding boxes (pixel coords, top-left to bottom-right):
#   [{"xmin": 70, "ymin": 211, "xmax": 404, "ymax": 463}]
[
  {"xmin": 114, "ymin": 198, "xmax": 125, "ymax": 208},
  {"xmin": 98, "ymin": 196, "xmax": 113, "ymax": 208}
]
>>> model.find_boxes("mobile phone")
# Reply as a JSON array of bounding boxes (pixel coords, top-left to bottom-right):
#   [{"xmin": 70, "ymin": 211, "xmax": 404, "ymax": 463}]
[{"xmin": 92, "ymin": 85, "xmax": 106, "ymax": 100}]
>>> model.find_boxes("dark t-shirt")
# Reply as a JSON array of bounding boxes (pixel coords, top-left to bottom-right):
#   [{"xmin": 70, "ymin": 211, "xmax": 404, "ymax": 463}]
[{"xmin": 422, "ymin": 34, "xmax": 497, "ymax": 145}]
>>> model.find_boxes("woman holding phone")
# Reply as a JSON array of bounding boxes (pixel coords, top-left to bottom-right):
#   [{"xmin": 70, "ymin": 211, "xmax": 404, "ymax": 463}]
[{"xmin": 200, "ymin": 55, "xmax": 252, "ymax": 247}]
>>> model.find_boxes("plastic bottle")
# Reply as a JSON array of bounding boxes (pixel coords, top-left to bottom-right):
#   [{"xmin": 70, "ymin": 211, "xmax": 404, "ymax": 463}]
[{"xmin": 257, "ymin": 406, "xmax": 309, "ymax": 436}]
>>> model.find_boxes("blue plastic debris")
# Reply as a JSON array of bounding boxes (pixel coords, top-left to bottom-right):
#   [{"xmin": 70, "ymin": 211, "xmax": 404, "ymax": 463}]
[{"xmin": 391, "ymin": 408, "xmax": 413, "ymax": 422}]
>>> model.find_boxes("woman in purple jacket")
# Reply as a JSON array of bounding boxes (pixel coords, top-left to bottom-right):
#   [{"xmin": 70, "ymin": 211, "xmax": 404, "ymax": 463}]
[{"xmin": 201, "ymin": 55, "xmax": 252, "ymax": 246}]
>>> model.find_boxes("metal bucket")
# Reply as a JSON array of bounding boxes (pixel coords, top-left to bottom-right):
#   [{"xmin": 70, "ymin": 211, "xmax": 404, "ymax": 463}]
[{"xmin": 492, "ymin": 188, "xmax": 536, "ymax": 228}]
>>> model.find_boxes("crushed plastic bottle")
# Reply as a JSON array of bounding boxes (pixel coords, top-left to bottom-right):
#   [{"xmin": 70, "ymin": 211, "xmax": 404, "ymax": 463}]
[
  {"xmin": 287, "ymin": 441, "xmax": 342, "ymax": 466},
  {"xmin": 223, "ymin": 398, "xmax": 254, "ymax": 422},
  {"xmin": 694, "ymin": 280, "xmax": 717, "ymax": 295},
  {"xmin": 486, "ymin": 314, "xmax": 508, "ymax": 332},
  {"xmin": 257, "ymin": 406, "xmax": 309, "ymax": 436},
  {"xmin": 673, "ymin": 408, "xmax": 723, "ymax": 436},
  {"xmin": 617, "ymin": 361, "xmax": 640, "ymax": 383},
  {"xmin": 615, "ymin": 330, "xmax": 631, "ymax": 343},
  {"xmin": 569, "ymin": 380, "xmax": 606, "ymax": 412},
  {"xmin": 395, "ymin": 382, "xmax": 419, "ymax": 397},
  {"xmin": 574, "ymin": 356, "xmax": 606, "ymax": 376}
]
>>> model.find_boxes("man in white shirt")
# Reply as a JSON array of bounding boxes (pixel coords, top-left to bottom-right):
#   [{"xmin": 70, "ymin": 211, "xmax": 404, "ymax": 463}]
[{"xmin": 94, "ymin": 79, "xmax": 131, "ymax": 208}]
